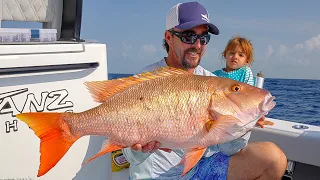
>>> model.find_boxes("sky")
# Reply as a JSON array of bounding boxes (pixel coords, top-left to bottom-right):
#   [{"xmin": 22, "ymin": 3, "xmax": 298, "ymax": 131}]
[{"xmin": 4, "ymin": 0, "xmax": 320, "ymax": 80}]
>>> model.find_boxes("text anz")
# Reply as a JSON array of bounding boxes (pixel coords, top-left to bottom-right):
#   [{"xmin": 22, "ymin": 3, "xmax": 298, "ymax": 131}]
[{"xmin": 0, "ymin": 88, "xmax": 74, "ymax": 133}]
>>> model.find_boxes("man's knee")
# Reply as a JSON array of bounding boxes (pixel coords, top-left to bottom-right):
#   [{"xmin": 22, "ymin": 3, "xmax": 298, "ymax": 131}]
[
  {"xmin": 257, "ymin": 142, "xmax": 287, "ymax": 175},
  {"xmin": 262, "ymin": 142, "xmax": 287, "ymax": 164},
  {"xmin": 227, "ymin": 142, "xmax": 287, "ymax": 180}
]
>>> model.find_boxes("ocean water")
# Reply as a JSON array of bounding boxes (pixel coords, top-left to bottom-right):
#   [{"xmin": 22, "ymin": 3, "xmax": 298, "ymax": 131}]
[
  {"xmin": 263, "ymin": 78, "xmax": 320, "ymax": 126},
  {"xmin": 108, "ymin": 73, "xmax": 320, "ymax": 126}
]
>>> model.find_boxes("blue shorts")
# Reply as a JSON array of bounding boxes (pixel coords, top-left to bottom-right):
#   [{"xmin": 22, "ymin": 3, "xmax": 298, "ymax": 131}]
[{"xmin": 190, "ymin": 152, "xmax": 230, "ymax": 180}]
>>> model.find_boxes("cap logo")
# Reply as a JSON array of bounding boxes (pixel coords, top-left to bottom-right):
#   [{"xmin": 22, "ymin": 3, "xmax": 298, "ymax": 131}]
[{"xmin": 201, "ymin": 14, "xmax": 209, "ymax": 23}]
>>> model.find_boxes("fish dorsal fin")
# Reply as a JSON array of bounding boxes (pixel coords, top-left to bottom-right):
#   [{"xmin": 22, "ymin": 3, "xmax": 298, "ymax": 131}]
[
  {"xmin": 84, "ymin": 76, "xmax": 144, "ymax": 103},
  {"xmin": 85, "ymin": 66, "xmax": 189, "ymax": 103}
]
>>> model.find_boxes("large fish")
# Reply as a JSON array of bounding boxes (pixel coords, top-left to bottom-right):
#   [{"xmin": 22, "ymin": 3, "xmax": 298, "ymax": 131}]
[{"xmin": 16, "ymin": 67, "xmax": 276, "ymax": 177}]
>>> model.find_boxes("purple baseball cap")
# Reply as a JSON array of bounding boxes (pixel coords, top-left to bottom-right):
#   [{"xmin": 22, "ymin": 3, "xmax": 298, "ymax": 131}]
[{"xmin": 166, "ymin": 2, "xmax": 219, "ymax": 35}]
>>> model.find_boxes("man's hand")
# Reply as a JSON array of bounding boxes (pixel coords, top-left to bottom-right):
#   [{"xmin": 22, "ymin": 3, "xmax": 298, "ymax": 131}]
[
  {"xmin": 131, "ymin": 141, "xmax": 172, "ymax": 153},
  {"xmin": 255, "ymin": 116, "xmax": 274, "ymax": 128}
]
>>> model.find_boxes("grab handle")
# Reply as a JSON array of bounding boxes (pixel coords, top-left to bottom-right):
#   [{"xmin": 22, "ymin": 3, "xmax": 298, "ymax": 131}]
[{"xmin": 0, "ymin": 62, "xmax": 99, "ymax": 75}]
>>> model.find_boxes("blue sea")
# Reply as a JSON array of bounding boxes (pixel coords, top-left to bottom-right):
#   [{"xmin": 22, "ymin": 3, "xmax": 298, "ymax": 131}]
[{"xmin": 108, "ymin": 73, "xmax": 320, "ymax": 126}]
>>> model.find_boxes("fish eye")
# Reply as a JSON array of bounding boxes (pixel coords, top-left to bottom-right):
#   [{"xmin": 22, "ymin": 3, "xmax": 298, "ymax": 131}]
[{"xmin": 231, "ymin": 85, "xmax": 241, "ymax": 92}]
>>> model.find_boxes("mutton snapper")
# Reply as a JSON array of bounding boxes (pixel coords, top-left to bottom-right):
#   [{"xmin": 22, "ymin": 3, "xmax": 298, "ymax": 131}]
[{"xmin": 16, "ymin": 67, "xmax": 276, "ymax": 177}]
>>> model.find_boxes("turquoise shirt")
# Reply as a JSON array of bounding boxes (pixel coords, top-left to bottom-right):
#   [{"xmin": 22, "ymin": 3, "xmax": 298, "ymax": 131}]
[
  {"xmin": 212, "ymin": 66, "xmax": 254, "ymax": 86},
  {"xmin": 123, "ymin": 58, "xmax": 251, "ymax": 180}
]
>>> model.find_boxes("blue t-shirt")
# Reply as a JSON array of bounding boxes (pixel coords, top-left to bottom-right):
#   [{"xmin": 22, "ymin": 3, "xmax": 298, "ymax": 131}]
[{"xmin": 212, "ymin": 66, "xmax": 254, "ymax": 86}]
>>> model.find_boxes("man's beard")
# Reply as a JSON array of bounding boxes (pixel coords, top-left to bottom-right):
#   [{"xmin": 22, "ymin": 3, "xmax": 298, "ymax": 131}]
[{"xmin": 182, "ymin": 48, "xmax": 202, "ymax": 69}]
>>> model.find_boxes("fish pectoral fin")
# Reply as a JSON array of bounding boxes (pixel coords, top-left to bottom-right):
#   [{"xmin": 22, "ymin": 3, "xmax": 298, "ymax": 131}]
[
  {"xmin": 83, "ymin": 140, "xmax": 124, "ymax": 165},
  {"xmin": 84, "ymin": 66, "xmax": 190, "ymax": 103},
  {"xmin": 205, "ymin": 115, "xmax": 242, "ymax": 132},
  {"xmin": 205, "ymin": 120, "xmax": 215, "ymax": 132},
  {"xmin": 179, "ymin": 147, "xmax": 207, "ymax": 177}
]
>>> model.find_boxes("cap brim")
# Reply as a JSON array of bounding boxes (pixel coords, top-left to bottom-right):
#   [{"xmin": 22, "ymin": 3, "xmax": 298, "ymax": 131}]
[{"xmin": 175, "ymin": 21, "xmax": 219, "ymax": 35}]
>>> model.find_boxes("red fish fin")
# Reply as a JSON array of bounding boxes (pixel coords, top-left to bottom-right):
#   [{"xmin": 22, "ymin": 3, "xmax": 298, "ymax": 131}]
[
  {"xmin": 208, "ymin": 108, "xmax": 221, "ymax": 121},
  {"xmin": 142, "ymin": 66, "xmax": 190, "ymax": 76},
  {"xmin": 83, "ymin": 140, "xmax": 124, "ymax": 165},
  {"xmin": 205, "ymin": 115, "xmax": 241, "ymax": 132},
  {"xmin": 84, "ymin": 77, "xmax": 143, "ymax": 103},
  {"xmin": 205, "ymin": 120, "xmax": 215, "ymax": 132},
  {"xmin": 179, "ymin": 147, "xmax": 207, "ymax": 177},
  {"xmin": 16, "ymin": 112, "xmax": 79, "ymax": 177},
  {"xmin": 84, "ymin": 67, "xmax": 190, "ymax": 103}
]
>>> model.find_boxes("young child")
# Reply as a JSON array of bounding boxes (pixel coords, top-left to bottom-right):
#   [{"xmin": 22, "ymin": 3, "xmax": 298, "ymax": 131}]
[
  {"xmin": 213, "ymin": 35, "xmax": 274, "ymax": 128},
  {"xmin": 213, "ymin": 35, "xmax": 255, "ymax": 86}
]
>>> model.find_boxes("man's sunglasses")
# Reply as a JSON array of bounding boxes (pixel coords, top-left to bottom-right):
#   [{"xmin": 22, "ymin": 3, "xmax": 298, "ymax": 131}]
[{"xmin": 169, "ymin": 29, "xmax": 211, "ymax": 45}]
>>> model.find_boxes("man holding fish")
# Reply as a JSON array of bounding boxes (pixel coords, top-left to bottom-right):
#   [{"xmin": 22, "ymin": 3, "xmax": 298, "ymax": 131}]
[
  {"xmin": 123, "ymin": 1, "xmax": 287, "ymax": 180},
  {"xmin": 15, "ymin": 1, "xmax": 287, "ymax": 180}
]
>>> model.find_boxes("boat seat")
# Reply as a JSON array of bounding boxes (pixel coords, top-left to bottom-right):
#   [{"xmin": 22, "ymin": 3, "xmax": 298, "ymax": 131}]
[{"xmin": 0, "ymin": 0, "xmax": 63, "ymax": 38}]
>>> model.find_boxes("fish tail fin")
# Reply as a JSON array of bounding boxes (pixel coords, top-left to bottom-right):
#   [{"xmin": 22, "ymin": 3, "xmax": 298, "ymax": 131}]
[{"xmin": 16, "ymin": 112, "xmax": 80, "ymax": 177}]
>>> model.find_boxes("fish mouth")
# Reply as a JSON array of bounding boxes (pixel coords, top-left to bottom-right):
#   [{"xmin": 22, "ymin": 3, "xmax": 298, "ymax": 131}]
[
  {"xmin": 228, "ymin": 93, "xmax": 276, "ymax": 130},
  {"xmin": 259, "ymin": 93, "xmax": 276, "ymax": 114}
]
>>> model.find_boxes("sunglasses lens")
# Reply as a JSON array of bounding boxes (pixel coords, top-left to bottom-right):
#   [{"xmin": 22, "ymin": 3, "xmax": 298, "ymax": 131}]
[
  {"xmin": 200, "ymin": 34, "xmax": 210, "ymax": 45},
  {"xmin": 172, "ymin": 30, "xmax": 210, "ymax": 45},
  {"xmin": 181, "ymin": 32, "xmax": 196, "ymax": 44}
]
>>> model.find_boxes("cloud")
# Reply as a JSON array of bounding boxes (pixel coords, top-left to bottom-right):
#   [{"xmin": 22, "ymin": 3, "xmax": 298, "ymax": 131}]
[
  {"xmin": 121, "ymin": 42, "xmax": 133, "ymax": 60},
  {"xmin": 112, "ymin": 43, "xmax": 164, "ymax": 72},
  {"xmin": 108, "ymin": 42, "xmax": 162, "ymax": 73},
  {"xmin": 294, "ymin": 34, "xmax": 320, "ymax": 52},
  {"xmin": 266, "ymin": 45, "xmax": 274, "ymax": 58},
  {"xmin": 119, "ymin": 43, "xmax": 159, "ymax": 61},
  {"xmin": 142, "ymin": 44, "xmax": 157, "ymax": 56},
  {"xmin": 264, "ymin": 34, "xmax": 320, "ymax": 69},
  {"xmin": 219, "ymin": 17, "xmax": 320, "ymax": 35},
  {"xmin": 278, "ymin": 45, "xmax": 288, "ymax": 57}
]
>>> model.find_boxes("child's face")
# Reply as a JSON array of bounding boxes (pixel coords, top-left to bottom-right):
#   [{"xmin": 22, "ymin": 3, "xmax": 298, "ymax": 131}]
[{"xmin": 225, "ymin": 46, "xmax": 249, "ymax": 72}]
